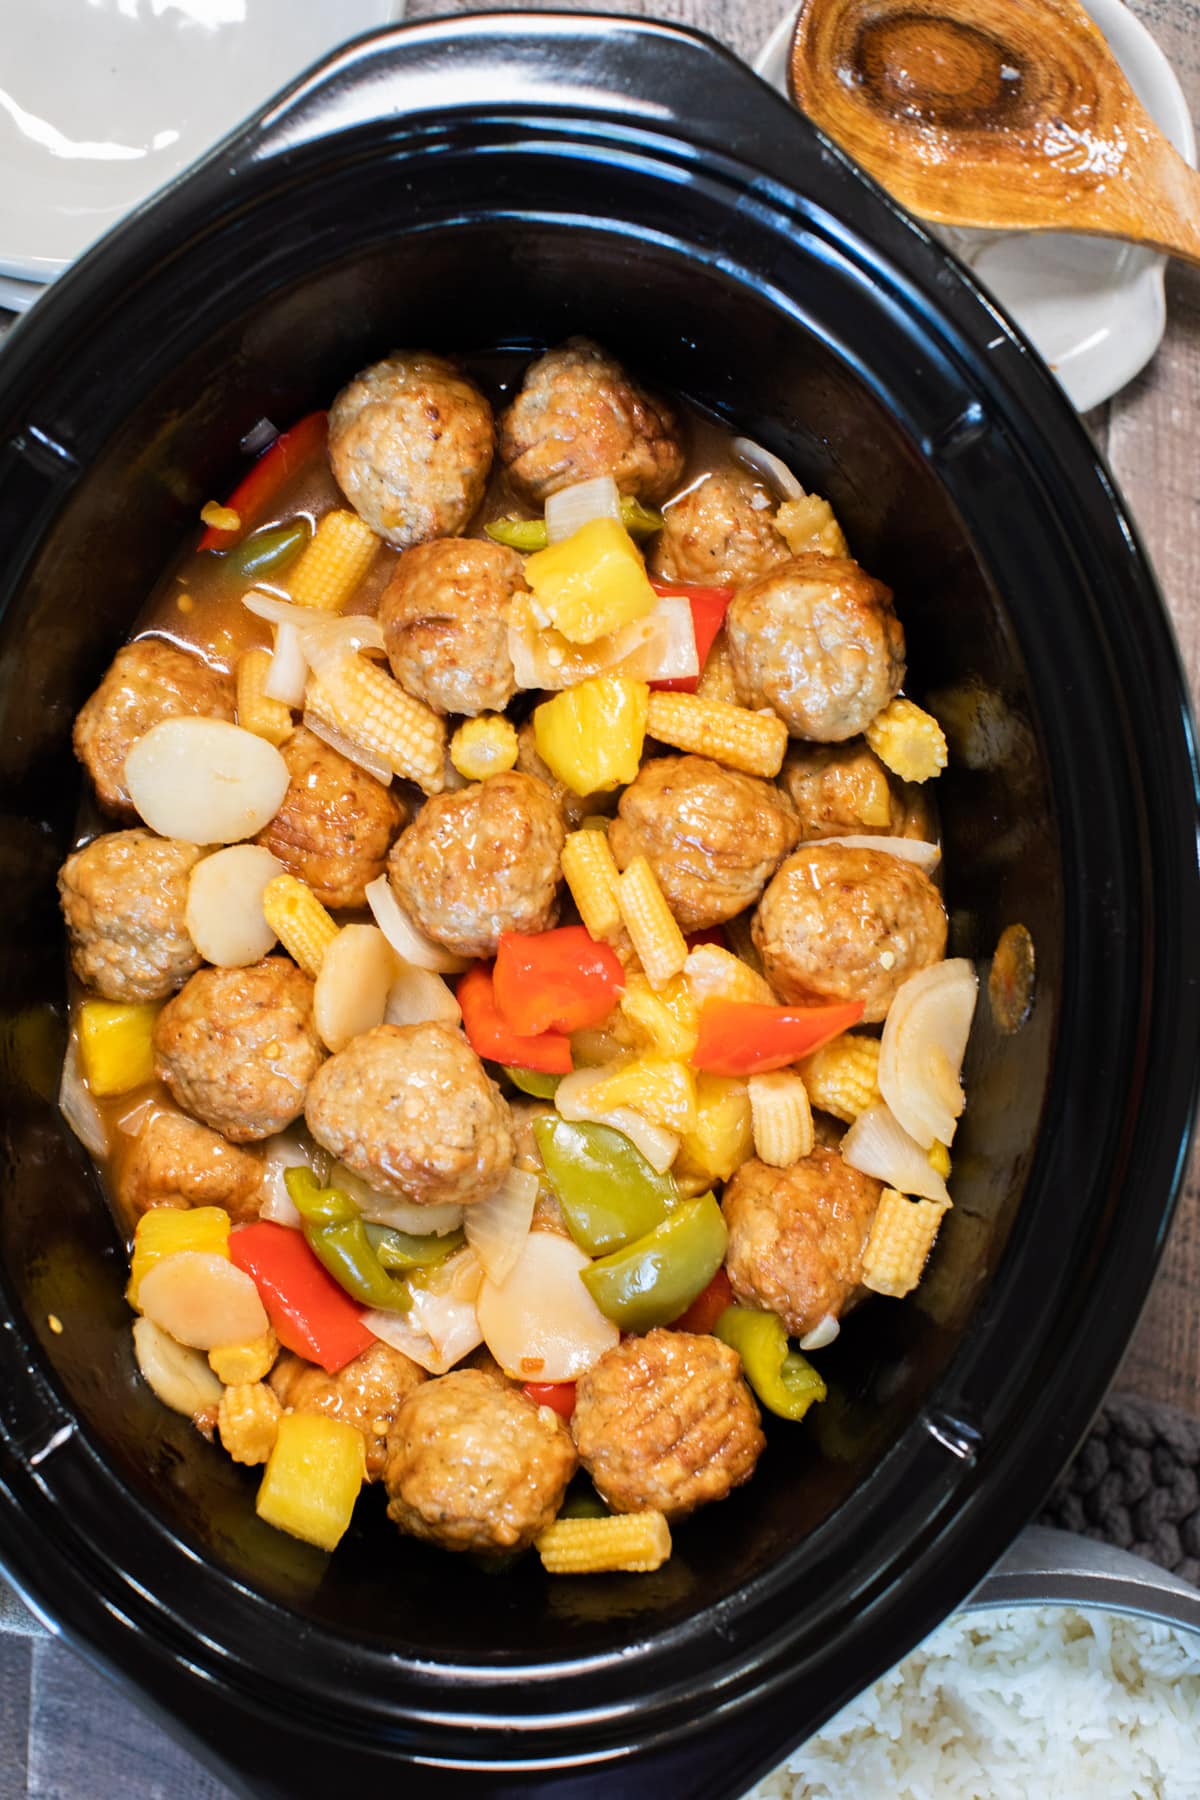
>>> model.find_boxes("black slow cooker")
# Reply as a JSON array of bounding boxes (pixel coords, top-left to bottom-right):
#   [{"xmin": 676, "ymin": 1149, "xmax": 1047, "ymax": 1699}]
[{"xmin": 0, "ymin": 15, "xmax": 1197, "ymax": 1797}]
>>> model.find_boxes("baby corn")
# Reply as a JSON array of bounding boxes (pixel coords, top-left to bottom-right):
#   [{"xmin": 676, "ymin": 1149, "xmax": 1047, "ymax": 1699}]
[
  {"xmin": 536, "ymin": 1510, "xmax": 672, "ymax": 1574},
  {"xmin": 866, "ymin": 697, "xmax": 948, "ymax": 784},
  {"xmin": 286, "ymin": 509, "xmax": 380, "ymax": 612},
  {"xmin": 209, "ymin": 1327, "xmax": 279, "ymax": 1386},
  {"xmin": 306, "ymin": 656, "xmax": 446, "ymax": 793},
  {"xmin": 561, "ymin": 828, "xmax": 626, "ymax": 947},
  {"xmin": 262, "ymin": 873, "xmax": 338, "ymax": 978},
  {"xmin": 236, "ymin": 648, "xmax": 294, "ymax": 748},
  {"xmin": 218, "ymin": 1382, "xmax": 282, "ymax": 1466},
  {"xmin": 798, "ymin": 1032, "xmax": 881, "ymax": 1124},
  {"xmin": 616, "ymin": 855, "xmax": 687, "ymax": 989},
  {"xmin": 645, "ymin": 691, "xmax": 787, "ymax": 779},
  {"xmin": 862, "ymin": 1187, "xmax": 949, "ymax": 1299},
  {"xmin": 748, "ymin": 1070, "xmax": 814, "ymax": 1167},
  {"xmin": 774, "ymin": 493, "xmax": 848, "ymax": 558},
  {"xmin": 450, "ymin": 714, "xmax": 518, "ymax": 781}
]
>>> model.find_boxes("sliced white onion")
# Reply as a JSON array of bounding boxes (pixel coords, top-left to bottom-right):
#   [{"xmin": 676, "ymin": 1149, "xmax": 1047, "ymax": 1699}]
[
  {"xmin": 331, "ymin": 1163, "xmax": 463, "ymax": 1237},
  {"xmin": 125, "ymin": 718, "xmax": 289, "ymax": 845},
  {"xmin": 301, "ymin": 707, "xmax": 394, "ymax": 787},
  {"xmin": 364, "ymin": 874, "xmax": 467, "ymax": 974},
  {"xmin": 464, "ymin": 1165, "xmax": 538, "ymax": 1285},
  {"xmin": 544, "ymin": 475, "xmax": 622, "ymax": 544},
  {"xmin": 879, "ymin": 958, "xmax": 978, "ymax": 1149},
  {"xmin": 132, "ymin": 1317, "xmax": 223, "ymax": 1418},
  {"xmin": 819, "ymin": 835, "xmax": 942, "ymax": 874},
  {"xmin": 363, "ymin": 1247, "xmax": 483, "ymax": 1373},
  {"xmin": 186, "ymin": 844, "xmax": 283, "ymax": 967},
  {"xmin": 258, "ymin": 1127, "xmax": 329, "ymax": 1227},
  {"xmin": 312, "ymin": 924, "xmax": 398, "ymax": 1054},
  {"xmin": 264, "ymin": 621, "xmax": 309, "ymax": 707},
  {"xmin": 58, "ymin": 1034, "xmax": 108, "ymax": 1159},
  {"xmin": 507, "ymin": 593, "xmax": 697, "ymax": 691},
  {"xmin": 384, "ymin": 962, "xmax": 462, "ymax": 1029},
  {"xmin": 239, "ymin": 417, "xmax": 278, "ymax": 457},
  {"xmin": 841, "ymin": 1101, "xmax": 950, "ymax": 1204},
  {"xmin": 137, "ymin": 1251, "xmax": 269, "ymax": 1350},
  {"xmin": 242, "ymin": 591, "xmax": 385, "ymax": 668},
  {"xmin": 799, "ymin": 1314, "xmax": 841, "ymax": 1352},
  {"xmin": 477, "ymin": 1230, "xmax": 618, "ymax": 1382},
  {"xmin": 113, "ymin": 1093, "xmax": 162, "ymax": 1139},
  {"xmin": 731, "ymin": 435, "xmax": 804, "ymax": 501},
  {"xmin": 554, "ymin": 1068, "xmax": 680, "ymax": 1174}
]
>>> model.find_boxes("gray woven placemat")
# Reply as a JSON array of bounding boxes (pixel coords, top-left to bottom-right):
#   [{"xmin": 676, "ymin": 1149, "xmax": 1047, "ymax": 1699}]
[{"xmin": 1038, "ymin": 1392, "xmax": 1200, "ymax": 1587}]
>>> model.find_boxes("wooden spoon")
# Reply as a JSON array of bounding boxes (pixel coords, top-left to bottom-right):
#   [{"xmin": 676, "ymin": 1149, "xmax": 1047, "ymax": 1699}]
[{"xmin": 789, "ymin": 0, "xmax": 1200, "ymax": 265}]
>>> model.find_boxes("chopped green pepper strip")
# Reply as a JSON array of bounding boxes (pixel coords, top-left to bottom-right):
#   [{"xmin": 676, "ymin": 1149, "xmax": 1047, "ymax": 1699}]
[
  {"xmin": 285, "ymin": 1166, "xmax": 357, "ymax": 1228},
  {"xmin": 580, "ymin": 1192, "xmax": 727, "ymax": 1333},
  {"xmin": 533, "ymin": 1116, "xmax": 677, "ymax": 1256},
  {"xmin": 223, "ymin": 518, "xmax": 310, "ymax": 579},
  {"xmin": 714, "ymin": 1305, "xmax": 827, "ymax": 1422},
  {"xmin": 284, "ymin": 1166, "xmax": 412, "ymax": 1313},
  {"xmin": 507, "ymin": 1067, "xmax": 564, "ymax": 1100},
  {"xmin": 619, "ymin": 496, "xmax": 666, "ymax": 538},
  {"xmin": 365, "ymin": 1221, "xmax": 465, "ymax": 1271},
  {"xmin": 484, "ymin": 497, "xmax": 664, "ymax": 555}
]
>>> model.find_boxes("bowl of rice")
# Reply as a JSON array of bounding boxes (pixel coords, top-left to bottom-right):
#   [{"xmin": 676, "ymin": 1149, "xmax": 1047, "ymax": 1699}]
[{"xmin": 747, "ymin": 1527, "xmax": 1200, "ymax": 1797}]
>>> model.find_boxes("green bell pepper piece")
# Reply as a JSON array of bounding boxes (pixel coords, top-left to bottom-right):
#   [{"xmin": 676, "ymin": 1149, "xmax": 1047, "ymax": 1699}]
[
  {"xmin": 580, "ymin": 1192, "xmax": 727, "ymax": 1332},
  {"xmin": 285, "ymin": 1165, "xmax": 357, "ymax": 1227},
  {"xmin": 714, "ymin": 1305, "xmax": 827, "ymax": 1422},
  {"xmin": 618, "ymin": 496, "xmax": 666, "ymax": 539},
  {"xmin": 507, "ymin": 1067, "xmax": 564, "ymax": 1100},
  {"xmin": 533, "ymin": 1116, "xmax": 677, "ymax": 1256},
  {"xmin": 284, "ymin": 1167, "xmax": 412, "ymax": 1312},
  {"xmin": 484, "ymin": 497, "xmax": 664, "ymax": 555},
  {"xmin": 223, "ymin": 518, "xmax": 310, "ymax": 578},
  {"xmin": 365, "ymin": 1221, "xmax": 465, "ymax": 1271}
]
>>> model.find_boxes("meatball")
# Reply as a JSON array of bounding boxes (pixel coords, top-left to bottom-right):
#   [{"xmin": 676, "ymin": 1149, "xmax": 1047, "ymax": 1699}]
[
  {"xmin": 328, "ymin": 351, "xmax": 495, "ymax": 548},
  {"xmin": 379, "ymin": 538, "xmax": 524, "ymax": 717},
  {"xmin": 305, "ymin": 1022, "xmax": 513, "ymax": 1207},
  {"xmin": 780, "ymin": 740, "xmax": 906, "ymax": 841},
  {"xmin": 649, "ymin": 468, "xmax": 791, "ymax": 586},
  {"xmin": 609, "ymin": 755, "xmax": 799, "ymax": 933},
  {"xmin": 73, "ymin": 638, "xmax": 236, "ymax": 818},
  {"xmin": 58, "ymin": 829, "xmax": 202, "ymax": 1002},
  {"xmin": 254, "ymin": 726, "xmax": 404, "ymax": 910},
  {"xmin": 115, "ymin": 1110, "xmax": 262, "ymax": 1224},
  {"xmin": 270, "ymin": 1343, "xmax": 426, "ymax": 1481},
  {"xmin": 387, "ymin": 771, "xmax": 564, "ymax": 959},
  {"xmin": 723, "ymin": 1149, "xmax": 882, "ymax": 1338},
  {"xmin": 499, "ymin": 338, "xmax": 684, "ymax": 505},
  {"xmin": 753, "ymin": 843, "xmax": 947, "ymax": 1023},
  {"xmin": 726, "ymin": 554, "xmax": 905, "ymax": 742},
  {"xmin": 383, "ymin": 1368, "xmax": 576, "ymax": 1553},
  {"xmin": 572, "ymin": 1330, "xmax": 764, "ymax": 1520},
  {"xmin": 154, "ymin": 958, "xmax": 323, "ymax": 1142}
]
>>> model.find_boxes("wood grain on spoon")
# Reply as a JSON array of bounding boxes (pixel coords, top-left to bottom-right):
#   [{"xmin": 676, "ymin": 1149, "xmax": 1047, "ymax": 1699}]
[{"xmin": 789, "ymin": 0, "xmax": 1200, "ymax": 265}]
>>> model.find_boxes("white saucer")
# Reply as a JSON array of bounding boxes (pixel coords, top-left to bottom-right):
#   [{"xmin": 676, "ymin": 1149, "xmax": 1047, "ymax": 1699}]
[
  {"xmin": 754, "ymin": 0, "xmax": 1196, "ymax": 412},
  {"xmin": 0, "ymin": 0, "xmax": 405, "ymax": 286}
]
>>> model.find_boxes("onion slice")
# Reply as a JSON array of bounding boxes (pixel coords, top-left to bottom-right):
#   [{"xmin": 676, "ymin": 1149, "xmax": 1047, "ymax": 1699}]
[
  {"xmin": 264, "ymin": 621, "xmax": 309, "ymax": 707},
  {"xmin": 464, "ymin": 1165, "xmax": 538, "ymax": 1285},
  {"xmin": 476, "ymin": 1230, "xmax": 618, "ymax": 1382},
  {"xmin": 544, "ymin": 475, "xmax": 622, "ymax": 543},
  {"xmin": 365, "ymin": 874, "xmax": 467, "ymax": 975},
  {"xmin": 58, "ymin": 1034, "xmax": 108, "ymax": 1159},
  {"xmin": 508, "ymin": 593, "xmax": 697, "ymax": 691},
  {"xmin": 302, "ymin": 709, "xmax": 394, "ymax": 787},
  {"xmin": 799, "ymin": 1314, "xmax": 840, "ymax": 1352},
  {"xmin": 242, "ymin": 591, "xmax": 385, "ymax": 668},
  {"xmin": 818, "ymin": 835, "xmax": 941, "ymax": 874},
  {"xmin": 841, "ymin": 1101, "xmax": 950, "ymax": 1204},
  {"xmin": 258, "ymin": 1128, "xmax": 329, "ymax": 1227},
  {"xmin": 363, "ymin": 1247, "xmax": 483, "ymax": 1373},
  {"xmin": 731, "ymin": 435, "xmax": 804, "ymax": 501},
  {"xmin": 879, "ymin": 958, "xmax": 978, "ymax": 1149},
  {"xmin": 554, "ymin": 1068, "xmax": 680, "ymax": 1174},
  {"xmin": 331, "ymin": 1163, "xmax": 463, "ymax": 1237},
  {"xmin": 385, "ymin": 962, "xmax": 462, "ymax": 1030}
]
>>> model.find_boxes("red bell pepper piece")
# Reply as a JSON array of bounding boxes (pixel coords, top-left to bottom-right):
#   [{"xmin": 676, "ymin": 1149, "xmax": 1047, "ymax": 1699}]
[
  {"xmin": 458, "ymin": 962, "xmax": 573, "ymax": 1075},
  {"xmin": 521, "ymin": 1381, "xmax": 577, "ymax": 1420},
  {"xmin": 229, "ymin": 1221, "xmax": 373, "ymax": 1374},
  {"xmin": 694, "ymin": 998, "xmax": 865, "ymax": 1077},
  {"xmin": 493, "ymin": 927, "xmax": 624, "ymax": 1038},
  {"xmin": 649, "ymin": 580, "xmax": 734, "ymax": 694},
  {"xmin": 671, "ymin": 1267, "xmax": 734, "ymax": 1336},
  {"xmin": 199, "ymin": 411, "xmax": 328, "ymax": 550}
]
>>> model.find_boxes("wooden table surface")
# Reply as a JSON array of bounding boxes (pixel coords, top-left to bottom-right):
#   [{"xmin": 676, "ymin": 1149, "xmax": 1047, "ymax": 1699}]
[{"xmin": 0, "ymin": 1, "xmax": 1196, "ymax": 1793}]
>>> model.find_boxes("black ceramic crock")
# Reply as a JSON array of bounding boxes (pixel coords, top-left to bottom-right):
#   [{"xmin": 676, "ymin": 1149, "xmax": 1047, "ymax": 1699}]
[{"xmin": 0, "ymin": 14, "xmax": 1197, "ymax": 1798}]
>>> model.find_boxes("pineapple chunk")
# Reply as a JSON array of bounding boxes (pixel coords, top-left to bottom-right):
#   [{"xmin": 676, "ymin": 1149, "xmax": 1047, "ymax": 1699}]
[
  {"xmin": 586, "ymin": 1056, "xmax": 698, "ymax": 1135},
  {"xmin": 675, "ymin": 1074, "xmax": 754, "ymax": 1185},
  {"xmin": 256, "ymin": 1412, "xmax": 365, "ymax": 1552},
  {"xmin": 619, "ymin": 972, "xmax": 698, "ymax": 1060},
  {"xmin": 524, "ymin": 516, "xmax": 657, "ymax": 645},
  {"xmin": 533, "ymin": 675, "xmax": 648, "ymax": 796},
  {"xmin": 77, "ymin": 1000, "xmax": 159, "ymax": 1096},
  {"xmin": 127, "ymin": 1204, "xmax": 231, "ymax": 1310}
]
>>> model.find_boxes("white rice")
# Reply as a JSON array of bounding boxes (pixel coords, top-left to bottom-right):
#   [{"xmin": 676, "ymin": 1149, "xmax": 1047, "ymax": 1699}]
[{"xmin": 745, "ymin": 1605, "xmax": 1200, "ymax": 1799}]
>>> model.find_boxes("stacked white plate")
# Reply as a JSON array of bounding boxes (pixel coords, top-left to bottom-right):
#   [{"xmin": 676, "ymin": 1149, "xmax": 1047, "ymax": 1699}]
[{"xmin": 0, "ymin": 0, "xmax": 406, "ymax": 315}]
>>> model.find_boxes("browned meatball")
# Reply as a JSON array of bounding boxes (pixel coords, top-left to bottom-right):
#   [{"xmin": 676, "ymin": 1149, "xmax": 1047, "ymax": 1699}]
[
  {"xmin": 73, "ymin": 639, "xmax": 236, "ymax": 818},
  {"xmin": 305, "ymin": 1022, "xmax": 513, "ymax": 1207},
  {"xmin": 379, "ymin": 538, "xmax": 524, "ymax": 717},
  {"xmin": 572, "ymin": 1330, "xmax": 764, "ymax": 1521},
  {"xmin": 649, "ymin": 469, "xmax": 790, "ymax": 586},
  {"xmin": 387, "ymin": 771, "xmax": 564, "ymax": 959},
  {"xmin": 726, "ymin": 555, "xmax": 905, "ymax": 742},
  {"xmin": 609, "ymin": 755, "xmax": 799, "ymax": 933},
  {"xmin": 723, "ymin": 1149, "xmax": 882, "ymax": 1338},
  {"xmin": 328, "ymin": 351, "xmax": 495, "ymax": 547},
  {"xmin": 499, "ymin": 338, "xmax": 684, "ymax": 505},
  {"xmin": 154, "ymin": 958, "xmax": 323, "ymax": 1142},
  {"xmin": 254, "ymin": 726, "xmax": 403, "ymax": 910},
  {"xmin": 754, "ymin": 843, "xmax": 946, "ymax": 1022},
  {"xmin": 115, "ymin": 1110, "xmax": 262, "ymax": 1224},
  {"xmin": 270, "ymin": 1343, "xmax": 427, "ymax": 1481},
  {"xmin": 780, "ymin": 740, "xmax": 906, "ymax": 841},
  {"xmin": 58, "ymin": 829, "xmax": 201, "ymax": 1002},
  {"xmin": 383, "ymin": 1368, "xmax": 576, "ymax": 1553}
]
